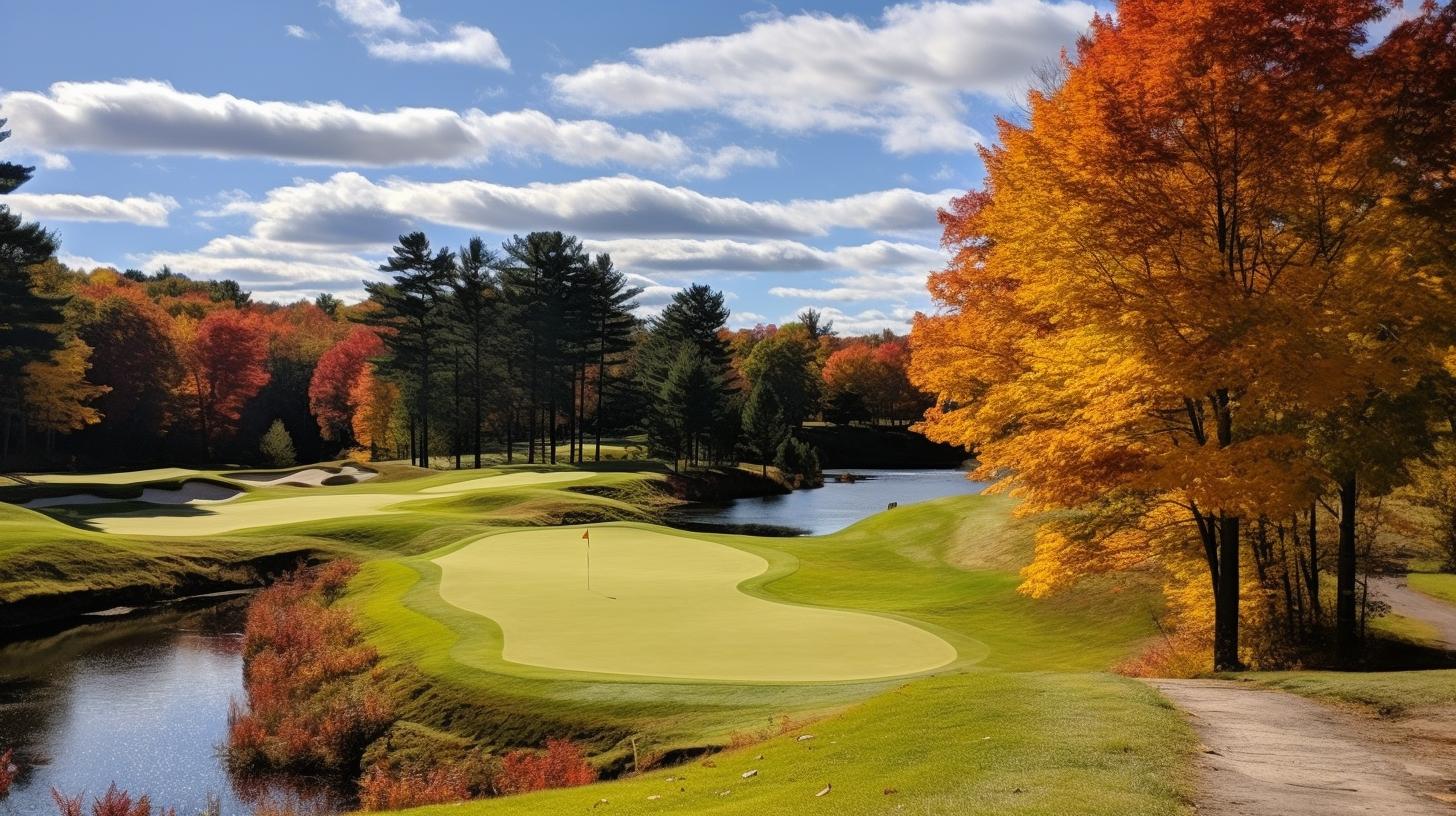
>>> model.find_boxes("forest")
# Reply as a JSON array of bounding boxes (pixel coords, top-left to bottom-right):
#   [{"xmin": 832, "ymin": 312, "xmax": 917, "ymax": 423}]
[{"xmin": 0, "ymin": 155, "xmax": 930, "ymax": 482}]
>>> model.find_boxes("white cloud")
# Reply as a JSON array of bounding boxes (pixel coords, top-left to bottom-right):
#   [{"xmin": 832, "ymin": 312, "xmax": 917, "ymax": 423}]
[
  {"xmin": 5, "ymin": 192, "xmax": 178, "ymax": 226},
  {"xmin": 329, "ymin": 0, "xmax": 510, "ymax": 69},
  {"xmin": 367, "ymin": 24, "xmax": 510, "ymax": 69},
  {"xmin": 227, "ymin": 172, "xmax": 954, "ymax": 246},
  {"xmin": 58, "ymin": 253, "xmax": 118, "ymax": 271},
  {"xmin": 139, "ymin": 235, "xmax": 382, "ymax": 303},
  {"xmin": 330, "ymin": 0, "xmax": 429, "ymax": 35},
  {"xmin": 583, "ymin": 237, "xmax": 942, "ymax": 276},
  {"xmin": 679, "ymin": 145, "xmax": 778, "ymax": 180},
  {"xmin": 552, "ymin": 0, "xmax": 1094, "ymax": 153},
  {"xmin": 285, "ymin": 24, "xmax": 316, "ymax": 40},
  {"xmin": 779, "ymin": 305, "xmax": 911, "ymax": 334},
  {"xmin": 0, "ymin": 81, "xmax": 709, "ymax": 171}
]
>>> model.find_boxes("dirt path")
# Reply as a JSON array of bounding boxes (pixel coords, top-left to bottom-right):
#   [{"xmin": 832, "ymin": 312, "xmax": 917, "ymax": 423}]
[
  {"xmin": 1372, "ymin": 575, "xmax": 1456, "ymax": 649},
  {"xmin": 1149, "ymin": 679, "xmax": 1456, "ymax": 815}
]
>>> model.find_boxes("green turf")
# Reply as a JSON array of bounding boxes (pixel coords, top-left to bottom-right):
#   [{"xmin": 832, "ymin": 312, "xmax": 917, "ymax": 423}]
[
  {"xmin": 1237, "ymin": 669, "xmax": 1456, "ymax": 715},
  {"xmin": 434, "ymin": 526, "xmax": 957, "ymax": 682},
  {"xmin": 392, "ymin": 671, "xmax": 1193, "ymax": 816},
  {"xmin": 1368, "ymin": 610, "xmax": 1444, "ymax": 647},
  {"xmin": 1408, "ymin": 572, "xmax": 1456, "ymax": 606},
  {"xmin": 2, "ymin": 462, "xmax": 1194, "ymax": 816}
]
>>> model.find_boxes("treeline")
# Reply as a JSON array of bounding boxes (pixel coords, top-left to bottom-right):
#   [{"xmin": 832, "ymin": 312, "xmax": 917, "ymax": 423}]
[
  {"xmin": 911, "ymin": 1, "xmax": 1456, "ymax": 670},
  {"xmin": 0, "ymin": 132, "xmax": 929, "ymax": 473}
]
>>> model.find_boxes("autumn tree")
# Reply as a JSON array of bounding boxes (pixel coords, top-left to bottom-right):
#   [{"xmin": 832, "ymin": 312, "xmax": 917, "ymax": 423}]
[
  {"xmin": 175, "ymin": 309, "xmax": 271, "ymax": 458},
  {"xmin": 351, "ymin": 365, "xmax": 403, "ymax": 461},
  {"xmin": 310, "ymin": 326, "xmax": 385, "ymax": 445},
  {"xmin": 911, "ymin": 0, "xmax": 1453, "ymax": 670},
  {"xmin": 741, "ymin": 327, "xmax": 821, "ymax": 426},
  {"xmin": 23, "ymin": 336, "xmax": 109, "ymax": 451}
]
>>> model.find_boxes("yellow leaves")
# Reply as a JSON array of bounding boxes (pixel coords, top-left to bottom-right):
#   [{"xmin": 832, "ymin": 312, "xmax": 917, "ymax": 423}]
[{"xmin": 23, "ymin": 337, "xmax": 110, "ymax": 433}]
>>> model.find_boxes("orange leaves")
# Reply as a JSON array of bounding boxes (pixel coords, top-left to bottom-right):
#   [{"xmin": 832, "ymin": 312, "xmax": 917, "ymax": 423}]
[
  {"xmin": 308, "ymin": 326, "xmax": 384, "ymax": 441},
  {"xmin": 173, "ymin": 308, "xmax": 271, "ymax": 454},
  {"xmin": 491, "ymin": 739, "xmax": 598, "ymax": 797},
  {"xmin": 228, "ymin": 562, "xmax": 393, "ymax": 774}
]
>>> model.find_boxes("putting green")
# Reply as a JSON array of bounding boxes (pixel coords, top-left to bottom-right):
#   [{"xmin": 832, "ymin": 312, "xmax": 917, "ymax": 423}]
[
  {"xmin": 434, "ymin": 527, "xmax": 958, "ymax": 682},
  {"xmin": 78, "ymin": 470, "xmax": 597, "ymax": 536}
]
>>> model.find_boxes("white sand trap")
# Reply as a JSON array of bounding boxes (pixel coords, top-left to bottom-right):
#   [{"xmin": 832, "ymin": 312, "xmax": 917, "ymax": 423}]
[
  {"xmin": 435, "ymin": 527, "xmax": 958, "ymax": 682},
  {"xmin": 22, "ymin": 480, "xmax": 242, "ymax": 509},
  {"xmin": 227, "ymin": 465, "xmax": 378, "ymax": 487},
  {"xmin": 421, "ymin": 471, "xmax": 593, "ymax": 493},
  {"xmin": 88, "ymin": 493, "xmax": 417, "ymax": 536}
]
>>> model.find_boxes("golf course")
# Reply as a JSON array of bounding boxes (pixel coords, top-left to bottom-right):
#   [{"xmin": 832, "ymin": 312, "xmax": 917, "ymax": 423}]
[{"xmin": 0, "ymin": 461, "xmax": 1206, "ymax": 814}]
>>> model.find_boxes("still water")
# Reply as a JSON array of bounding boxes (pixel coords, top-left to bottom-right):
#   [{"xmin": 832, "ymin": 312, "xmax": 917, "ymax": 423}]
[
  {"xmin": 0, "ymin": 601, "xmax": 341, "ymax": 816},
  {"xmin": 668, "ymin": 468, "xmax": 987, "ymax": 535}
]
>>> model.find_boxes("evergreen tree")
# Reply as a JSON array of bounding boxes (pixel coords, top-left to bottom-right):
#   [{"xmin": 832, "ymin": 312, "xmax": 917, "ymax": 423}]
[
  {"xmin": 0, "ymin": 118, "xmax": 65, "ymax": 462},
  {"xmin": 447, "ymin": 237, "xmax": 500, "ymax": 469},
  {"xmin": 361, "ymin": 233, "xmax": 453, "ymax": 468},
  {"xmin": 741, "ymin": 382, "xmax": 787, "ymax": 476},
  {"xmin": 581, "ymin": 253, "xmax": 641, "ymax": 461},
  {"xmin": 260, "ymin": 419, "xmax": 297, "ymax": 467}
]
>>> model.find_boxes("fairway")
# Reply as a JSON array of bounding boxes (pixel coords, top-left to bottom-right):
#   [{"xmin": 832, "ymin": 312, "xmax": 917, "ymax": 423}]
[
  {"xmin": 434, "ymin": 527, "xmax": 958, "ymax": 682},
  {"xmin": 72, "ymin": 470, "xmax": 599, "ymax": 536}
]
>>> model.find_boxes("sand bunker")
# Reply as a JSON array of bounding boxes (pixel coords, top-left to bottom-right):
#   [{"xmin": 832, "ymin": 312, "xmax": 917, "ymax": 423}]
[
  {"xmin": 434, "ymin": 527, "xmax": 958, "ymax": 682},
  {"xmin": 420, "ymin": 471, "xmax": 593, "ymax": 493},
  {"xmin": 80, "ymin": 470, "xmax": 597, "ymax": 536},
  {"xmin": 227, "ymin": 465, "xmax": 378, "ymax": 487},
  {"xmin": 22, "ymin": 480, "xmax": 242, "ymax": 509},
  {"xmin": 23, "ymin": 468, "xmax": 203, "ymax": 485}
]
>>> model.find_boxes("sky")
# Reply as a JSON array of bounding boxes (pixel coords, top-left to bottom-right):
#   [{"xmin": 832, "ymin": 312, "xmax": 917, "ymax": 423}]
[{"xmin": 0, "ymin": 0, "xmax": 1423, "ymax": 334}]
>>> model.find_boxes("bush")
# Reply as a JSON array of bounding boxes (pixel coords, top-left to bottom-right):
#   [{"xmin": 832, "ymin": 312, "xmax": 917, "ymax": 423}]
[
  {"xmin": 227, "ymin": 562, "xmax": 393, "ymax": 773},
  {"xmin": 259, "ymin": 419, "xmax": 297, "ymax": 467},
  {"xmin": 491, "ymin": 739, "xmax": 597, "ymax": 796},
  {"xmin": 0, "ymin": 747, "xmax": 14, "ymax": 797},
  {"xmin": 357, "ymin": 762, "xmax": 474, "ymax": 811}
]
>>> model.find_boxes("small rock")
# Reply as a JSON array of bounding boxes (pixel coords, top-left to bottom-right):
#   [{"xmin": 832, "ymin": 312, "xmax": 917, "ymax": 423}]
[
  {"xmin": 816, "ymin": 784, "xmax": 833, "ymax": 797},
  {"xmin": 742, "ymin": 769, "xmax": 758, "ymax": 779},
  {"xmin": 796, "ymin": 734, "xmax": 815, "ymax": 742},
  {"xmin": 647, "ymin": 795, "xmax": 661, "ymax": 801},
  {"xmin": 755, "ymin": 754, "xmax": 764, "ymax": 760},
  {"xmin": 883, "ymin": 788, "xmax": 898, "ymax": 795}
]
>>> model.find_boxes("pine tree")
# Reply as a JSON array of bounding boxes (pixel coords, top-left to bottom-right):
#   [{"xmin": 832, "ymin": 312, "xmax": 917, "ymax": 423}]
[
  {"xmin": 361, "ymin": 233, "xmax": 453, "ymax": 468},
  {"xmin": 581, "ymin": 254, "xmax": 641, "ymax": 461},
  {"xmin": 741, "ymin": 383, "xmax": 787, "ymax": 476},
  {"xmin": 447, "ymin": 237, "xmax": 501, "ymax": 469}
]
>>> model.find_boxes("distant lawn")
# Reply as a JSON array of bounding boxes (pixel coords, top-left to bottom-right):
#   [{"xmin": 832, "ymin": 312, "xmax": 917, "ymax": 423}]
[
  {"xmin": 1368, "ymin": 610, "xmax": 1444, "ymax": 647},
  {"xmin": 1237, "ymin": 669, "xmax": 1456, "ymax": 716},
  {"xmin": 1408, "ymin": 572, "xmax": 1456, "ymax": 606}
]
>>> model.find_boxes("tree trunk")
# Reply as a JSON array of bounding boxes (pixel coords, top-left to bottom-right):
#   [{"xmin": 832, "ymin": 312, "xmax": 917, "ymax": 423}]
[
  {"xmin": 1336, "ymin": 475, "xmax": 1359, "ymax": 666},
  {"xmin": 1213, "ymin": 514, "xmax": 1242, "ymax": 670}
]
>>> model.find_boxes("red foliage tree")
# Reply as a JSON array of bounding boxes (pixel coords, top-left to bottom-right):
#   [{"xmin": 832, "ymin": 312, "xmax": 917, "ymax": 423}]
[
  {"xmin": 308, "ymin": 326, "xmax": 384, "ymax": 443},
  {"xmin": 174, "ymin": 309, "xmax": 271, "ymax": 457}
]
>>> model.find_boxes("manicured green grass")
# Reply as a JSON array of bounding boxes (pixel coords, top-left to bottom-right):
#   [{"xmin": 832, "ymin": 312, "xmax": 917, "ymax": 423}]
[
  {"xmin": 434, "ymin": 526, "xmax": 956, "ymax": 681},
  {"xmin": 393, "ymin": 671, "xmax": 1193, "ymax": 816},
  {"xmin": 1408, "ymin": 572, "xmax": 1456, "ymax": 606}
]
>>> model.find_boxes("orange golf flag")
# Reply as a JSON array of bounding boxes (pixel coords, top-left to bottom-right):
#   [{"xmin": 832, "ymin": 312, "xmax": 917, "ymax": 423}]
[{"xmin": 581, "ymin": 530, "xmax": 590, "ymax": 540}]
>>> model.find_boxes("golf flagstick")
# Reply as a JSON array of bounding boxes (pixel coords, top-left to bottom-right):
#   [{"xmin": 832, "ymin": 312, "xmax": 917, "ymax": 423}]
[{"xmin": 582, "ymin": 529, "xmax": 591, "ymax": 592}]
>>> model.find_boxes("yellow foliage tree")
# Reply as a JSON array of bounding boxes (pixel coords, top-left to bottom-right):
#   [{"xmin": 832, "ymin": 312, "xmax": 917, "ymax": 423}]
[{"xmin": 24, "ymin": 336, "xmax": 110, "ymax": 446}]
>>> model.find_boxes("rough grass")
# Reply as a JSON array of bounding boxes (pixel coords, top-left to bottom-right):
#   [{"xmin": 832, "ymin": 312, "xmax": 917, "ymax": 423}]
[
  {"xmin": 1236, "ymin": 669, "xmax": 1456, "ymax": 716},
  {"xmin": 389, "ymin": 671, "xmax": 1193, "ymax": 816},
  {"xmin": 1368, "ymin": 610, "xmax": 1444, "ymax": 647}
]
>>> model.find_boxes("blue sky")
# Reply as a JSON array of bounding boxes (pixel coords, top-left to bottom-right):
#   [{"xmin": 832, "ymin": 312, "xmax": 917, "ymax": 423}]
[{"xmin": 0, "ymin": 0, "xmax": 1419, "ymax": 333}]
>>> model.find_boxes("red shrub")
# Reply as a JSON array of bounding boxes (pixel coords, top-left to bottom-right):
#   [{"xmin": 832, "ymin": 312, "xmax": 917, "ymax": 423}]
[
  {"xmin": 50, "ymin": 785, "xmax": 178, "ymax": 816},
  {"xmin": 0, "ymin": 747, "xmax": 15, "ymax": 797},
  {"xmin": 227, "ymin": 562, "xmax": 393, "ymax": 773},
  {"xmin": 357, "ymin": 762, "xmax": 473, "ymax": 811},
  {"xmin": 492, "ymin": 739, "xmax": 597, "ymax": 796}
]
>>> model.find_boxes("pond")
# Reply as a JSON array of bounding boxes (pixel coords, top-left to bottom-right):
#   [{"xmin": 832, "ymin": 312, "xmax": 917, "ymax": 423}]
[
  {"xmin": 667, "ymin": 468, "xmax": 987, "ymax": 536},
  {"xmin": 0, "ymin": 600, "xmax": 344, "ymax": 816}
]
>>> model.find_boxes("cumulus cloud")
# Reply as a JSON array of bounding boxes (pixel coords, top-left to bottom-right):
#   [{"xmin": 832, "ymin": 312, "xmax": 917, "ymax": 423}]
[
  {"xmin": 0, "ymin": 81, "xmax": 712, "ymax": 170},
  {"xmin": 5, "ymin": 192, "xmax": 178, "ymax": 226},
  {"xmin": 330, "ymin": 0, "xmax": 429, "ymax": 36},
  {"xmin": 139, "ymin": 235, "xmax": 382, "ymax": 303},
  {"xmin": 551, "ymin": 0, "xmax": 1095, "ymax": 153},
  {"xmin": 285, "ymin": 25, "xmax": 316, "ymax": 40},
  {"xmin": 583, "ymin": 237, "xmax": 942, "ymax": 276},
  {"xmin": 679, "ymin": 146, "xmax": 778, "ymax": 180},
  {"xmin": 366, "ymin": 24, "xmax": 510, "ymax": 69},
  {"xmin": 329, "ymin": 0, "xmax": 510, "ymax": 69},
  {"xmin": 778, "ymin": 305, "xmax": 914, "ymax": 334},
  {"xmin": 222, "ymin": 172, "xmax": 953, "ymax": 246}
]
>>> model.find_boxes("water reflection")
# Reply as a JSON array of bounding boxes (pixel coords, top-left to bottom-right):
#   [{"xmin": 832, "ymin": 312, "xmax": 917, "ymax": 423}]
[
  {"xmin": 667, "ymin": 468, "xmax": 987, "ymax": 536},
  {"xmin": 0, "ymin": 601, "xmax": 345, "ymax": 816}
]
